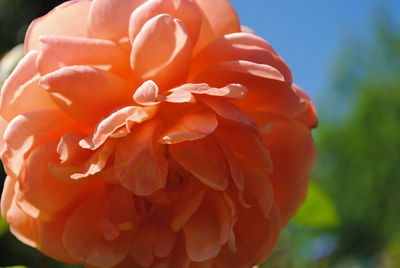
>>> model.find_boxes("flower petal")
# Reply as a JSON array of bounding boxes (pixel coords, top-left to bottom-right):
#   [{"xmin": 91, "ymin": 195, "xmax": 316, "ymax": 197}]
[
  {"xmin": 63, "ymin": 183, "xmax": 132, "ymax": 267},
  {"xmin": 87, "ymin": 0, "xmax": 146, "ymax": 40},
  {"xmin": 160, "ymin": 112, "xmax": 218, "ymax": 144},
  {"xmin": 1, "ymin": 177, "xmax": 39, "ymax": 248},
  {"xmin": 0, "ymin": 51, "xmax": 58, "ymax": 121},
  {"xmin": 41, "ymin": 66, "xmax": 131, "ymax": 126},
  {"xmin": 183, "ymin": 191, "xmax": 233, "ymax": 262},
  {"xmin": 191, "ymin": 32, "xmax": 293, "ymax": 83},
  {"xmin": 194, "ymin": 0, "xmax": 240, "ymax": 52},
  {"xmin": 21, "ymin": 141, "xmax": 93, "ymax": 214},
  {"xmin": 80, "ymin": 106, "xmax": 156, "ymax": 150},
  {"xmin": 114, "ymin": 120, "xmax": 168, "ymax": 195},
  {"xmin": 169, "ymin": 137, "xmax": 229, "ymax": 191},
  {"xmin": 129, "ymin": 0, "xmax": 202, "ymax": 45},
  {"xmin": 133, "ymin": 80, "xmax": 161, "ymax": 106},
  {"xmin": 262, "ymin": 118, "xmax": 316, "ymax": 226},
  {"xmin": 130, "ymin": 14, "xmax": 192, "ymax": 90},
  {"xmin": 25, "ymin": 0, "xmax": 92, "ymax": 52},
  {"xmin": 2, "ymin": 109, "xmax": 74, "ymax": 178},
  {"xmin": 37, "ymin": 36, "xmax": 131, "ymax": 77},
  {"xmin": 216, "ymin": 206, "xmax": 279, "ymax": 268}
]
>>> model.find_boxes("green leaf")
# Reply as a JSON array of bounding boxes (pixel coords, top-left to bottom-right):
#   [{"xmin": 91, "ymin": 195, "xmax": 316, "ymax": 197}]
[
  {"xmin": 1, "ymin": 266, "xmax": 28, "ymax": 268},
  {"xmin": 0, "ymin": 213, "xmax": 8, "ymax": 237},
  {"xmin": 293, "ymin": 181, "xmax": 339, "ymax": 228}
]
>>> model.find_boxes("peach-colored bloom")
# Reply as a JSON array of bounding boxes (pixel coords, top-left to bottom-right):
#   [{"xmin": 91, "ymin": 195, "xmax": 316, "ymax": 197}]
[{"xmin": 0, "ymin": 0, "xmax": 317, "ymax": 267}]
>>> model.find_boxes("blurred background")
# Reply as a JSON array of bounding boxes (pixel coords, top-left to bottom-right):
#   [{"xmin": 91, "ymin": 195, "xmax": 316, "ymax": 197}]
[{"xmin": 0, "ymin": 0, "xmax": 400, "ymax": 267}]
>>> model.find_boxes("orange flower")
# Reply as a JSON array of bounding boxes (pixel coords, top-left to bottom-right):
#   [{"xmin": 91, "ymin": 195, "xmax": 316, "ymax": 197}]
[{"xmin": 0, "ymin": 0, "xmax": 317, "ymax": 267}]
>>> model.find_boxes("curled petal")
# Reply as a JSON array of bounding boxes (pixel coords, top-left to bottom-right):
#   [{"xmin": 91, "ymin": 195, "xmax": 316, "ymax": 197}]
[
  {"xmin": 130, "ymin": 14, "xmax": 192, "ymax": 90},
  {"xmin": 169, "ymin": 83, "xmax": 247, "ymax": 100},
  {"xmin": 71, "ymin": 140, "xmax": 115, "ymax": 180},
  {"xmin": 160, "ymin": 112, "xmax": 218, "ymax": 144},
  {"xmin": 25, "ymin": 0, "xmax": 92, "ymax": 52},
  {"xmin": 80, "ymin": 106, "xmax": 156, "ymax": 150},
  {"xmin": 87, "ymin": 0, "xmax": 146, "ymax": 40},
  {"xmin": 193, "ymin": 60, "xmax": 285, "ymax": 85},
  {"xmin": 133, "ymin": 80, "xmax": 162, "ymax": 106}
]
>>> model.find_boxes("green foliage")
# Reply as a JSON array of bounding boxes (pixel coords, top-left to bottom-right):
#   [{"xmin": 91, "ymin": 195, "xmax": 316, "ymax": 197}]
[
  {"xmin": 1, "ymin": 266, "xmax": 28, "ymax": 268},
  {"xmin": 293, "ymin": 181, "xmax": 339, "ymax": 228},
  {"xmin": 0, "ymin": 214, "xmax": 8, "ymax": 238}
]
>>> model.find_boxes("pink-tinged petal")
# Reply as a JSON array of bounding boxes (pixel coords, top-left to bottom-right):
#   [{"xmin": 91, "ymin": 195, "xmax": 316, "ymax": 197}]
[
  {"xmin": 133, "ymin": 80, "xmax": 162, "ymax": 106},
  {"xmin": 194, "ymin": 0, "xmax": 240, "ymax": 52},
  {"xmin": 160, "ymin": 112, "xmax": 218, "ymax": 144},
  {"xmin": 130, "ymin": 14, "xmax": 192, "ymax": 90},
  {"xmin": 262, "ymin": 118, "xmax": 316, "ymax": 227},
  {"xmin": 80, "ymin": 106, "xmax": 156, "ymax": 150},
  {"xmin": 25, "ymin": 0, "xmax": 92, "ymax": 52},
  {"xmin": 21, "ymin": 141, "xmax": 93, "ymax": 214},
  {"xmin": 63, "ymin": 183, "xmax": 132, "ymax": 267},
  {"xmin": 199, "ymin": 95, "xmax": 256, "ymax": 127},
  {"xmin": 169, "ymin": 137, "xmax": 229, "ymax": 191},
  {"xmin": 41, "ymin": 65, "xmax": 132, "ymax": 126},
  {"xmin": 37, "ymin": 36, "xmax": 131, "ymax": 77},
  {"xmin": 87, "ymin": 0, "xmax": 146, "ymax": 41},
  {"xmin": 164, "ymin": 89, "xmax": 195, "ymax": 103},
  {"xmin": 129, "ymin": 0, "xmax": 202, "ymax": 45},
  {"xmin": 169, "ymin": 83, "xmax": 247, "ymax": 100},
  {"xmin": 171, "ymin": 178, "xmax": 207, "ymax": 232},
  {"xmin": 193, "ymin": 60, "xmax": 285, "ymax": 84},
  {"xmin": 293, "ymin": 84, "xmax": 318, "ymax": 128},
  {"xmin": 217, "ymin": 206, "xmax": 279, "ymax": 268},
  {"xmin": 1, "ymin": 109, "xmax": 74, "ymax": 178},
  {"xmin": 0, "ymin": 51, "xmax": 59, "ymax": 121},
  {"xmin": 114, "ymin": 120, "xmax": 168, "ymax": 195},
  {"xmin": 71, "ymin": 140, "xmax": 115, "ymax": 179},
  {"xmin": 1, "ymin": 177, "xmax": 38, "ymax": 248},
  {"xmin": 191, "ymin": 32, "xmax": 293, "ymax": 83}
]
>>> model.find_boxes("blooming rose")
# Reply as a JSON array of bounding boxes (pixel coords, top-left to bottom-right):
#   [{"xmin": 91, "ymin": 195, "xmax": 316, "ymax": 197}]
[{"xmin": 0, "ymin": 0, "xmax": 317, "ymax": 267}]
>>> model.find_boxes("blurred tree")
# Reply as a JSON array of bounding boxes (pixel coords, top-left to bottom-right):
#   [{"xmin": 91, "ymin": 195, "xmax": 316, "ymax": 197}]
[{"xmin": 314, "ymin": 13, "xmax": 400, "ymax": 267}]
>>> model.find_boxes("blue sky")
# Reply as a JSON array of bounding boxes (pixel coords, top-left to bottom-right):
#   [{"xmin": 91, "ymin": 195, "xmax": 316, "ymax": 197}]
[{"xmin": 229, "ymin": 0, "xmax": 400, "ymax": 104}]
